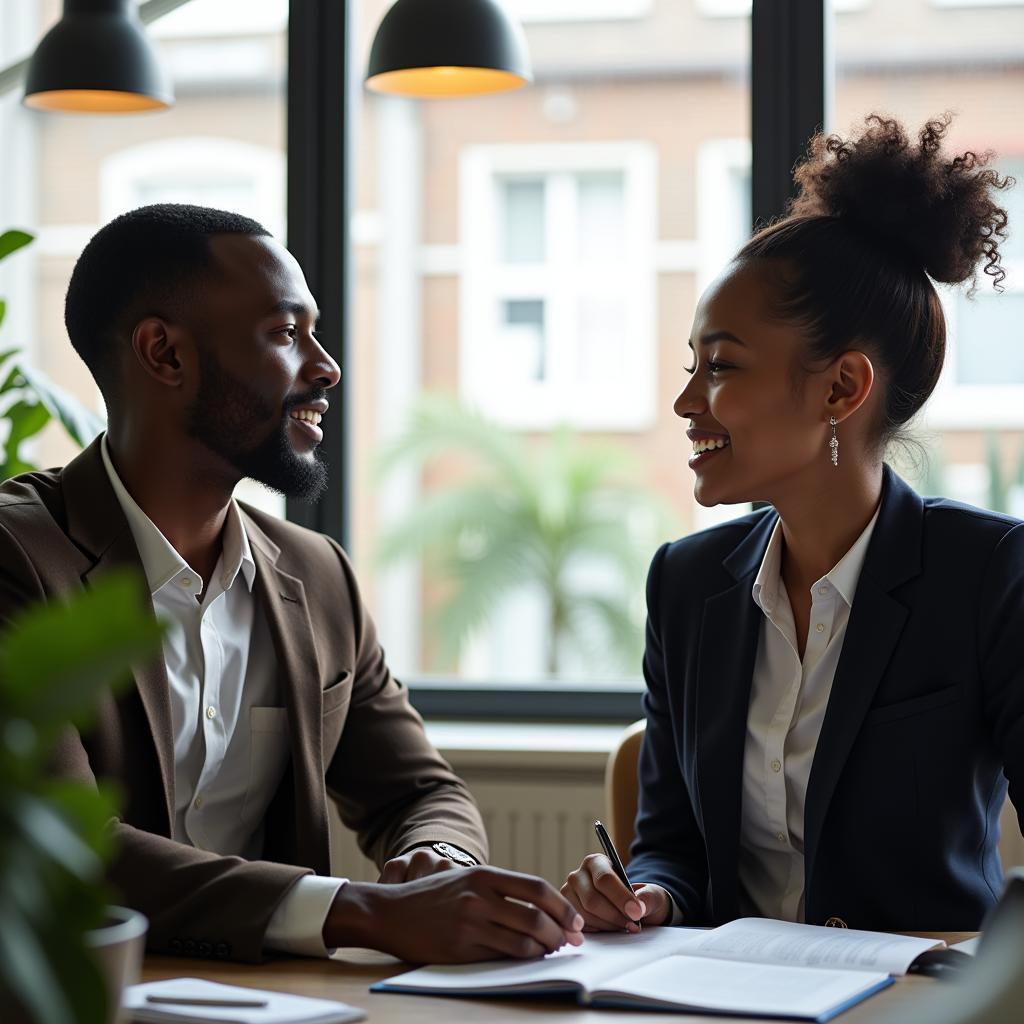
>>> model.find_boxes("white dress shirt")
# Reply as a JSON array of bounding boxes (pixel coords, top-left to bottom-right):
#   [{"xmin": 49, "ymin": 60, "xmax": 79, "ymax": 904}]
[
  {"xmin": 738, "ymin": 506, "xmax": 881, "ymax": 921},
  {"xmin": 100, "ymin": 436, "xmax": 344, "ymax": 956}
]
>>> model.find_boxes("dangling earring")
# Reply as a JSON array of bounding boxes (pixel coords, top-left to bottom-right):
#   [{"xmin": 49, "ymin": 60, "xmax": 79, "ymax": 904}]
[{"xmin": 829, "ymin": 417, "xmax": 839, "ymax": 467}]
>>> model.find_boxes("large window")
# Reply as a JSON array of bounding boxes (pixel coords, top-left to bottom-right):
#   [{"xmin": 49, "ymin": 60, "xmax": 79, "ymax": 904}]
[{"xmin": 348, "ymin": 0, "xmax": 752, "ymax": 685}]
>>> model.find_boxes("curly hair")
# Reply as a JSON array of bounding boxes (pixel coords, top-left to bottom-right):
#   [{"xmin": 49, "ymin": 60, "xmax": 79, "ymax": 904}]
[{"xmin": 737, "ymin": 112, "xmax": 1014, "ymax": 449}]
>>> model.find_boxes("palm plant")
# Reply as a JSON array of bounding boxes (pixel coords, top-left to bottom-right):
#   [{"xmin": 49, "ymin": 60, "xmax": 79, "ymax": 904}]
[{"xmin": 375, "ymin": 397, "xmax": 673, "ymax": 676}]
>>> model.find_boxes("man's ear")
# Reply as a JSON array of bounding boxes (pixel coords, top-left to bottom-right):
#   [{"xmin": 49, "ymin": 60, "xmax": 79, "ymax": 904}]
[
  {"xmin": 130, "ymin": 318, "xmax": 187, "ymax": 388},
  {"xmin": 826, "ymin": 349, "xmax": 875, "ymax": 424}
]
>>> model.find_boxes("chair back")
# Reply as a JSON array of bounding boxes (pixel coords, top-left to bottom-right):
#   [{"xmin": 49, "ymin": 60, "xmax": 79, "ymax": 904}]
[{"xmin": 604, "ymin": 719, "xmax": 647, "ymax": 866}]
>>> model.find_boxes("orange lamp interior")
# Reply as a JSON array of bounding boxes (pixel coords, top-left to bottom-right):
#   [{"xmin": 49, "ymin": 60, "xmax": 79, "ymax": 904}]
[
  {"xmin": 366, "ymin": 66, "xmax": 528, "ymax": 98},
  {"xmin": 24, "ymin": 89, "xmax": 170, "ymax": 113}
]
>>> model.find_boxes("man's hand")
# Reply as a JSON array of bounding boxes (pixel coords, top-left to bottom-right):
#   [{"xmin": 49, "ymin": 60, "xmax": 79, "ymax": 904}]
[
  {"xmin": 378, "ymin": 847, "xmax": 461, "ymax": 883},
  {"xmin": 561, "ymin": 853, "xmax": 672, "ymax": 932},
  {"xmin": 324, "ymin": 865, "xmax": 586, "ymax": 963}
]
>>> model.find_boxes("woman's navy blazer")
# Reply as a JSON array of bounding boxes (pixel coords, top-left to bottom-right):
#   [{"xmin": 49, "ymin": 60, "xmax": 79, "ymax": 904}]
[{"xmin": 627, "ymin": 464, "xmax": 1024, "ymax": 931}]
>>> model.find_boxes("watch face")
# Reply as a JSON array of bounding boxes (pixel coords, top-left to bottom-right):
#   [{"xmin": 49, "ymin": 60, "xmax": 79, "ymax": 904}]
[{"xmin": 433, "ymin": 842, "xmax": 475, "ymax": 866}]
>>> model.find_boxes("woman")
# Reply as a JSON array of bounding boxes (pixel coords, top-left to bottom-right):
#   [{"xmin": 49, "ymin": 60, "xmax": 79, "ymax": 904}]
[{"xmin": 563, "ymin": 113, "xmax": 1021, "ymax": 932}]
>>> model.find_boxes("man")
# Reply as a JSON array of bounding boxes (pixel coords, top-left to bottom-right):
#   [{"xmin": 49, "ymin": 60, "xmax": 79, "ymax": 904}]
[{"xmin": 0, "ymin": 204, "xmax": 583, "ymax": 963}]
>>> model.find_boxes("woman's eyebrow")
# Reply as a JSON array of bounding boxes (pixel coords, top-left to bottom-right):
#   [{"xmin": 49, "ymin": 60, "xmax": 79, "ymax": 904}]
[{"xmin": 699, "ymin": 330, "xmax": 748, "ymax": 347}]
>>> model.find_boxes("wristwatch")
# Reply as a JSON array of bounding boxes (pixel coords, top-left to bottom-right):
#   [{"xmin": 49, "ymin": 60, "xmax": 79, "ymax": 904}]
[{"xmin": 431, "ymin": 841, "xmax": 476, "ymax": 867}]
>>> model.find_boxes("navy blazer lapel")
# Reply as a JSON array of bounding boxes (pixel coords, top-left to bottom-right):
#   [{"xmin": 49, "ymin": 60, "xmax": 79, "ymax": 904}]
[
  {"xmin": 696, "ymin": 509, "xmax": 775, "ymax": 918},
  {"xmin": 803, "ymin": 466, "xmax": 923, "ymax": 902},
  {"xmin": 62, "ymin": 439, "xmax": 176, "ymax": 835},
  {"xmin": 246, "ymin": 517, "xmax": 330, "ymax": 875}
]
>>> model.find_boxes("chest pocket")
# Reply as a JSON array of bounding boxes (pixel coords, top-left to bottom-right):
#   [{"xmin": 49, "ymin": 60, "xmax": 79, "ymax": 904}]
[
  {"xmin": 239, "ymin": 706, "xmax": 290, "ymax": 829},
  {"xmin": 322, "ymin": 671, "xmax": 353, "ymax": 717}
]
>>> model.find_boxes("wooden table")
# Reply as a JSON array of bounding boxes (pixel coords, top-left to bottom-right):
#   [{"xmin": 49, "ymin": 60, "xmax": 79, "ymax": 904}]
[{"xmin": 141, "ymin": 933, "xmax": 975, "ymax": 1023}]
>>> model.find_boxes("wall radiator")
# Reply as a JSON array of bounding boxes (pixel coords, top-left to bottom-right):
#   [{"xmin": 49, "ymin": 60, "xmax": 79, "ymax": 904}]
[
  {"xmin": 329, "ymin": 739, "xmax": 608, "ymax": 886},
  {"xmin": 329, "ymin": 736, "xmax": 1024, "ymax": 887}
]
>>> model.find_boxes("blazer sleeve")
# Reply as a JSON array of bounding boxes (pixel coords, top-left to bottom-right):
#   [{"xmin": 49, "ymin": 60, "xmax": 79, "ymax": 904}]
[
  {"xmin": 978, "ymin": 521, "xmax": 1024, "ymax": 836},
  {"xmin": 0, "ymin": 520, "xmax": 311, "ymax": 964},
  {"xmin": 321, "ymin": 538, "xmax": 489, "ymax": 868},
  {"xmin": 625, "ymin": 543, "xmax": 710, "ymax": 922}
]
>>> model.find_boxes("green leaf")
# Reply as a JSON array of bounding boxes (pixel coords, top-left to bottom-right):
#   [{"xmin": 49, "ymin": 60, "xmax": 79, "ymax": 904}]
[
  {"xmin": 9, "ymin": 793, "xmax": 105, "ymax": 882},
  {"xmin": 0, "ymin": 571, "xmax": 164, "ymax": 732},
  {"xmin": 15, "ymin": 363, "xmax": 105, "ymax": 448},
  {"xmin": 0, "ymin": 300, "xmax": 5, "ymax": 328},
  {"xmin": 44, "ymin": 779, "xmax": 121, "ymax": 862},
  {"xmin": 0, "ymin": 229, "xmax": 33, "ymax": 264},
  {"xmin": 0, "ymin": 906, "xmax": 78, "ymax": 1024},
  {"xmin": 3, "ymin": 398, "xmax": 51, "ymax": 468}
]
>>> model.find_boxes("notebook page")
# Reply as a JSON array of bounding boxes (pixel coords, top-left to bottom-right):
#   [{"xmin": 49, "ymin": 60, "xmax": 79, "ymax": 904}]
[
  {"xmin": 680, "ymin": 918, "xmax": 943, "ymax": 975},
  {"xmin": 377, "ymin": 926, "xmax": 703, "ymax": 994},
  {"xmin": 593, "ymin": 955, "xmax": 892, "ymax": 1020}
]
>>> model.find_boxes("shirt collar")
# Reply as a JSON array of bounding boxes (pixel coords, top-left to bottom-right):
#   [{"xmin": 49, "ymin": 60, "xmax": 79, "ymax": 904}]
[
  {"xmin": 100, "ymin": 434, "xmax": 255, "ymax": 597},
  {"xmin": 751, "ymin": 503, "xmax": 882, "ymax": 614}
]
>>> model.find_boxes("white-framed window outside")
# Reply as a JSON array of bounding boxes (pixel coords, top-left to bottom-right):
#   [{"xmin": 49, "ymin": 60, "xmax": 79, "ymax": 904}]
[{"xmin": 459, "ymin": 142, "xmax": 657, "ymax": 432}]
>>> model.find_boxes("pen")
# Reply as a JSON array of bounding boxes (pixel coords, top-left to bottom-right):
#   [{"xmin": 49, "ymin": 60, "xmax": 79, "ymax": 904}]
[
  {"xmin": 146, "ymin": 994, "xmax": 269, "ymax": 1008},
  {"xmin": 594, "ymin": 819, "xmax": 638, "ymax": 923}
]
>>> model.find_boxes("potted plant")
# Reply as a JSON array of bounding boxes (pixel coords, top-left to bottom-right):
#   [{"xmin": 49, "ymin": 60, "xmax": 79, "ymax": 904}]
[{"xmin": 0, "ymin": 572, "xmax": 164, "ymax": 1024}]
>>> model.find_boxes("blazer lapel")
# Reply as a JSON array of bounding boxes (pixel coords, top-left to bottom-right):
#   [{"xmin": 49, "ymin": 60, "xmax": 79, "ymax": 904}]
[
  {"xmin": 803, "ymin": 467, "xmax": 923, "ymax": 900},
  {"xmin": 247, "ymin": 517, "xmax": 330, "ymax": 875},
  {"xmin": 696, "ymin": 510, "xmax": 776, "ymax": 919},
  {"xmin": 61, "ymin": 439, "xmax": 176, "ymax": 834}
]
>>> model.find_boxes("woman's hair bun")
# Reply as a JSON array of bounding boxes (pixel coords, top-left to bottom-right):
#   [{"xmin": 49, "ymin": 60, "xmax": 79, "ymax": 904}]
[{"xmin": 790, "ymin": 112, "xmax": 1013, "ymax": 291}]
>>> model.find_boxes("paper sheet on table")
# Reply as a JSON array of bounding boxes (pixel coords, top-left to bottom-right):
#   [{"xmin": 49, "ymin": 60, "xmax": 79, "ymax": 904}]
[{"xmin": 123, "ymin": 977, "xmax": 365, "ymax": 1024}]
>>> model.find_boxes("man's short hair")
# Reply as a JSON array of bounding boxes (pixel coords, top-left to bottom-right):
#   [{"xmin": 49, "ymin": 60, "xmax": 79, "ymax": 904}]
[{"xmin": 64, "ymin": 203, "xmax": 270, "ymax": 400}]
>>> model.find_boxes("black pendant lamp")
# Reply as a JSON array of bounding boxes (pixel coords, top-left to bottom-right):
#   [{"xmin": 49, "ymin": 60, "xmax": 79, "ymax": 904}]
[
  {"xmin": 366, "ymin": 0, "xmax": 532, "ymax": 99},
  {"xmin": 24, "ymin": 0, "xmax": 173, "ymax": 114}
]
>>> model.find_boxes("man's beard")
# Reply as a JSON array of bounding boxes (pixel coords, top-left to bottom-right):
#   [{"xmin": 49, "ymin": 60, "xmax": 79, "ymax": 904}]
[{"xmin": 185, "ymin": 346, "xmax": 329, "ymax": 503}]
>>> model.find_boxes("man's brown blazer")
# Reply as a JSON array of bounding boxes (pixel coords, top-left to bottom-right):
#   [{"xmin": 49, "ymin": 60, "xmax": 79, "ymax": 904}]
[{"xmin": 0, "ymin": 438, "xmax": 487, "ymax": 962}]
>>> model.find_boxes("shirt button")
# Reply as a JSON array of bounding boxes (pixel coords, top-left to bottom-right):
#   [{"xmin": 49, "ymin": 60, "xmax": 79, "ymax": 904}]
[
  {"xmin": 818, "ymin": 586, "xmax": 828, "ymax": 595},
  {"xmin": 771, "ymin": 759, "xmax": 782, "ymax": 772},
  {"xmin": 815, "ymin": 623, "xmax": 825, "ymax": 633},
  {"xmin": 194, "ymin": 796, "xmax": 203, "ymax": 809},
  {"xmin": 776, "ymin": 831, "xmax": 786, "ymax": 843},
  {"xmin": 178, "ymin": 575, "xmax": 193, "ymax": 588},
  {"xmin": 206, "ymin": 706, "xmax": 217, "ymax": 720}
]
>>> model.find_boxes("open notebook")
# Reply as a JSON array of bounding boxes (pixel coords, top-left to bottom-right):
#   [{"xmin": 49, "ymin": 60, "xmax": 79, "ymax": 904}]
[{"xmin": 373, "ymin": 918, "xmax": 946, "ymax": 1022}]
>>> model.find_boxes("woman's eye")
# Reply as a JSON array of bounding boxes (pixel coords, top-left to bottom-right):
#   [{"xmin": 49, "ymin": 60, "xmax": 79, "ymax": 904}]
[{"xmin": 706, "ymin": 359, "xmax": 732, "ymax": 375}]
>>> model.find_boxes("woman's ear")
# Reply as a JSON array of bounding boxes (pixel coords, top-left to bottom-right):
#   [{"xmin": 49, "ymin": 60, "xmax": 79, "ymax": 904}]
[
  {"xmin": 827, "ymin": 349, "xmax": 875, "ymax": 424},
  {"xmin": 131, "ymin": 318, "xmax": 186, "ymax": 388}
]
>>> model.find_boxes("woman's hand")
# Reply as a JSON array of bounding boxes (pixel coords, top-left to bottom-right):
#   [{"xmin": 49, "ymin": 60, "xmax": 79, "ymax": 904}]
[{"xmin": 561, "ymin": 854, "xmax": 672, "ymax": 932}]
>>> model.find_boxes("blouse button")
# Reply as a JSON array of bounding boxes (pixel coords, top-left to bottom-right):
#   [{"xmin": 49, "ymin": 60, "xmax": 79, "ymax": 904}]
[{"xmin": 815, "ymin": 623, "xmax": 825, "ymax": 633}]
